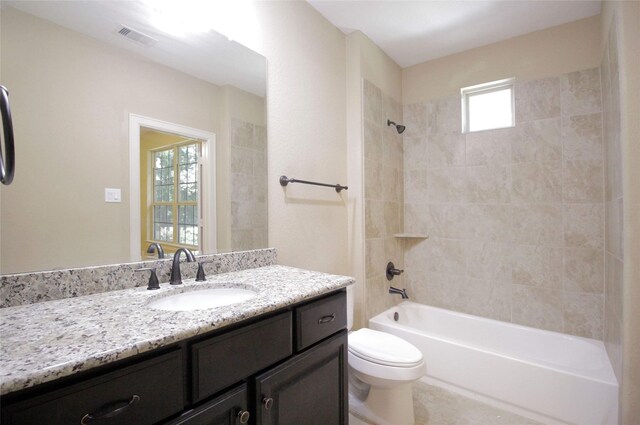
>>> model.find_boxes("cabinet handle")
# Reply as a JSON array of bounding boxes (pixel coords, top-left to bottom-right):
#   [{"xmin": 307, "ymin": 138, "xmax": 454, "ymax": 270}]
[
  {"xmin": 237, "ymin": 410, "xmax": 250, "ymax": 424},
  {"xmin": 318, "ymin": 314, "xmax": 335, "ymax": 324},
  {"xmin": 80, "ymin": 394, "xmax": 140, "ymax": 424},
  {"xmin": 263, "ymin": 397, "xmax": 274, "ymax": 410}
]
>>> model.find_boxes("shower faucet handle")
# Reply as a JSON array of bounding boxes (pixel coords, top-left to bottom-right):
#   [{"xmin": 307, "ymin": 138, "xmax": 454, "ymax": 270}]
[{"xmin": 386, "ymin": 262, "xmax": 404, "ymax": 280}]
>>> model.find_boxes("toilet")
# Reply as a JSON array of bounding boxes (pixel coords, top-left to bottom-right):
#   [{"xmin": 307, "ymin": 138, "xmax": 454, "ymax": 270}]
[{"xmin": 346, "ymin": 286, "xmax": 426, "ymax": 425}]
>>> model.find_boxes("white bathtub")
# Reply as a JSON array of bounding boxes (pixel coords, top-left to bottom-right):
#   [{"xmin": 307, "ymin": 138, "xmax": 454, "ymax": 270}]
[{"xmin": 369, "ymin": 302, "xmax": 618, "ymax": 425}]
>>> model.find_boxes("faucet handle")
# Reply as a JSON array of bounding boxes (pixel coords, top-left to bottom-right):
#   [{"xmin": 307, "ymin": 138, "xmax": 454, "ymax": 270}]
[
  {"xmin": 195, "ymin": 261, "xmax": 215, "ymax": 282},
  {"xmin": 136, "ymin": 267, "xmax": 160, "ymax": 290}
]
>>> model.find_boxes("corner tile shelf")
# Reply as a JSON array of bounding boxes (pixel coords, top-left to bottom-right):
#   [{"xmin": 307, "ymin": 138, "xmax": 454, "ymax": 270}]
[{"xmin": 393, "ymin": 233, "xmax": 429, "ymax": 239}]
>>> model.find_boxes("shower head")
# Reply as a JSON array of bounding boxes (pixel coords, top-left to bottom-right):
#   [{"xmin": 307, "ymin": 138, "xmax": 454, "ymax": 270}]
[{"xmin": 387, "ymin": 119, "xmax": 406, "ymax": 134}]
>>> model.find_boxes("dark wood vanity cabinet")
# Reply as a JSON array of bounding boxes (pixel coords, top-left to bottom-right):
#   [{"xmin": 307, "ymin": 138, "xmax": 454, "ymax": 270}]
[
  {"xmin": 1, "ymin": 289, "xmax": 348, "ymax": 425},
  {"xmin": 254, "ymin": 331, "xmax": 348, "ymax": 425}
]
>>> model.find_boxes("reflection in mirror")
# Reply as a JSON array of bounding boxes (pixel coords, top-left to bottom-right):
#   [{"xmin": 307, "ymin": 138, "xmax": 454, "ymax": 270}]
[{"xmin": 0, "ymin": 1, "xmax": 267, "ymax": 274}]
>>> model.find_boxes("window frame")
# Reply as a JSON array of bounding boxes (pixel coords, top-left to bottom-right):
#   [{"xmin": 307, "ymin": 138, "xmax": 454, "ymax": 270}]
[{"xmin": 461, "ymin": 78, "xmax": 515, "ymax": 133}]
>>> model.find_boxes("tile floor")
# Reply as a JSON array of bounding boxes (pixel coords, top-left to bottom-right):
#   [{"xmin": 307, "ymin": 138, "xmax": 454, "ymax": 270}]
[{"xmin": 350, "ymin": 381, "xmax": 544, "ymax": 425}]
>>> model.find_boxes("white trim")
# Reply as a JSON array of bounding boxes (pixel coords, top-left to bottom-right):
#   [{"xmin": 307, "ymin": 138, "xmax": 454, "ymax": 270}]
[
  {"xmin": 461, "ymin": 78, "xmax": 515, "ymax": 133},
  {"xmin": 129, "ymin": 114, "xmax": 216, "ymax": 261}
]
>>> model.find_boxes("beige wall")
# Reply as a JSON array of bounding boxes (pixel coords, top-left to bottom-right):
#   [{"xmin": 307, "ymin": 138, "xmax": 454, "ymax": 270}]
[
  {"xmin": 403, "ymin": 15, "xmax": 601, "ymax": 104},
  {"xmin": 254, "ymin": 2, "xmax": 349, "ymax": 275},
  {"xmin": 0, "ymin": 7, "xmax": 221, "ymax": 273},
  {"xmin": 347, "ymin": 31, "xmax": 403, "ymax": 327},
  {"xmin": 601, "ymin": 1, "xmax": 640, "ymax": 423}
]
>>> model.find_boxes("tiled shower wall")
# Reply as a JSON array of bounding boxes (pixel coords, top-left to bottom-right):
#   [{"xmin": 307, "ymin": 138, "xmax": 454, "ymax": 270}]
[
  {"xmin": 363, "ymin": 79, "xmax": 405, "ymax": 320},
  {"xmin": 230, "ymin": 118, "xmax": 268, "ymax": 251},
  {"xmin": 602, "ymin": 17, "xmax": 623, "ymax": 382},
  {"xmin": 402, "ymin": 67, "xmax": 605, "ymax": 339}
]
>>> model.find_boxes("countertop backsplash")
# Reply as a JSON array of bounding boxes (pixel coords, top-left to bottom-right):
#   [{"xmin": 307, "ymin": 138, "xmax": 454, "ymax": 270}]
[{"xmin": 0, "ymin": 248, "xmax": 277, "ymax": 308}]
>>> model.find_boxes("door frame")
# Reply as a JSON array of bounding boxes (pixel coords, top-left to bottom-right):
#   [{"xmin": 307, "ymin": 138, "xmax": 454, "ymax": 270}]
[{"xmin": 129, "ymin": 114, "xmax": 216, "ymax": 261}]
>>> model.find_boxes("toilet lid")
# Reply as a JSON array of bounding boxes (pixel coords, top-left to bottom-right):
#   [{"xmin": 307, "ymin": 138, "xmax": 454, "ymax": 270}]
[{"xmin": 348, "ymin": 328, "xmax": 423, "ymax": 368}]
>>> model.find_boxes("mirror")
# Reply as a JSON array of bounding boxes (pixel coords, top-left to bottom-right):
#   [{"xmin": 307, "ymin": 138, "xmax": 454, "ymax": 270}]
[{"xmin": 0, "ymin": 1, "xmax": 268, "ymax": 274}]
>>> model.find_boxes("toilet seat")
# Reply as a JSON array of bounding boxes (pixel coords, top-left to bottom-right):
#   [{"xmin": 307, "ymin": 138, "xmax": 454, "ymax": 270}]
[{"xmin": 348, "ymin": 328, "xmax": 423, "ymax": 367}]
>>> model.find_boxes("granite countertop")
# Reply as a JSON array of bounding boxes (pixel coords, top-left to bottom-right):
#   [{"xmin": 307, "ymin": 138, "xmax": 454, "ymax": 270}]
[{"xmin": 0, "ymin": 265, "xmax": 354, "ymax": 396}]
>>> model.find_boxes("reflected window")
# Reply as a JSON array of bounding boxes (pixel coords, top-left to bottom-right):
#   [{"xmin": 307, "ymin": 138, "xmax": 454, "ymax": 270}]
[{"xmin": 150, "ymin": 141, "xmax": 201, "ymax": 249}]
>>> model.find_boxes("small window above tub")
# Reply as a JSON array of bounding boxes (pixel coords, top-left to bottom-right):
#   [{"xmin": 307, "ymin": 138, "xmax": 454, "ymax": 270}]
[{"xmin": 461, "ymin": 78, "xmax": 515, "ymax": 133}]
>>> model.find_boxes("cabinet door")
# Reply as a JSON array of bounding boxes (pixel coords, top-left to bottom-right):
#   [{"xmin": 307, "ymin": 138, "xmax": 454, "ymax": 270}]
[
  {"xmin": 169, "ymin": 384, "xmax": 249, "ymax": 425},
  {"xmin": 254, "ymin": 330, "xmax": 348, "ymax": 425}
]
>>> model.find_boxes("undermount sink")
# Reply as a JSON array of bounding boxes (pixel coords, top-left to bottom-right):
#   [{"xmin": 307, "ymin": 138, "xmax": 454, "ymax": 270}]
[{"xmin": 148, "ymin": 287, "xmax": 258, "ymax": 311}]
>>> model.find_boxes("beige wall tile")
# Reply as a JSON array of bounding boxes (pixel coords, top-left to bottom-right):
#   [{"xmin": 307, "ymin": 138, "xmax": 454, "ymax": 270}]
[
  {"xmin": 513, "ymin": 118, "xmax": 562, "ymax": 163},
  {"xmin": 563, "ymin": 292, "xmax": 603, "ymax": 339},
  {"xmin": 562, "ymin": 113, "xmax": 603, "ymax": 162},
  {"xmin": 561, "ymin": 68, "xmax": 602, "ymax": 116},
  {"xmin": 563, "ymin": 203, "xmax": 604, "ymax": 249},
  {"xmin": 402, "ymin": 102, "xmax": 428, "ymax": 138},
  {"xmin": 433, "ymin": 97, "xmax": 461, "ymax": 134},
  {"xmin": 604, "ymin": 304, "xmax": 623, "ymax": 383},
  {"xmin": 563, "ymin": 160, "xmax": 604, "ymax": 203},
  {"xmin": 366, "ymin": 275, "xmax": 395, "ymax": 319},
  {"xmin": 511, "ymin": 245, "xmax": 563, "ymax": 289},
  {"xmin": 427, "ymin": 167, "xmax": 468, "ymax": 202},
  {"xmin": 365, "ymin": 200, "xmax": 384, "ymax": 238},
  {"xmin": 466, "ymin": 127, "xmax": 513, "ymax": 166},
  {"xmin": 512, "ymin": 285, "xmax": 564, "ymax": 332},
  {"xmin": 424, "ymin": 271, "xmax": 461, "ymax": 310},
  {"xmin": 363, "ymin": 79, "xmax": 382, "ymax": 125},
  {"xmin": 365, "ymin": 238, "xmax": 384, "ymax": 279},
  {"xmin": 465, "ymin": 241, "xmax": 512, "ymax": 281},
  {"xmin": 404, "ymin": 203, "xmax": 429, "ymax": 234},
  {"xmin": 231, "ymin": 118, "xmax": 254, "ymax": 148},
  {"xmin": 405, "ymin": 241, "xmax": 430, "ymax": 274},
  {"xmin": 606, "ymin": 198, "xmax": 624, "ymax": 260},
  {"xmin": 364, "ymin": 119, "xmax": 382, "ymax": 163},
  {"xmin": 427, "ymin": 132, "xmax": 466, "ymax": 167},
  {"xmin": 564, "ymin": 247, "xmax": 604, "ymax": 294},
  {"xmin": 231, "ymin": 147, "xmax": 254, "ymax": 174},
  {"xmin": 467, "ymin": 165, "xmax": 511, "ymax": 203},
  {"xmin": 515, "ymin": 77, "xmax": 561, "ymax": 123},
  {"xmin": 383, "ymin": 93, "xmax": 402, "ymax": 124},
  {"xmin": 364, "ymin": 160, "xmax": 382, "ymax": 200},
  {"xmin": 511, "ymin": 204, "xmax": 563, "ymax": 246},
  {"xmin": 459, "ymin": 278, "xmax": 512, "ymax": 322},
  {"xmin": 384, "ymin": 202, "xmax": 401, "ymax": 235},
  {"xmin": 403, "ymin": 136, "xmax": 428, "ymax": 170},
  {"xmin": 423, "ymin": 237, "xmax": 467, "ymax": 277},
  {"xmin": 605, "ymin": 252, "xmax": 623, "ymax": 321},
  {"xmin": 466, "ymin": 204, "xmax": 513, "ymax": 243},
  {"xmin": 511, "ymin": 161, "xmax": 562, "ymax": 203},
  {"xmin": 426, "ymin": 203, "xmax": 469, "ymax": 239},
  {"xmin": 383, "ymin": 165, "xmax": 402, "ymax": 202},
  {"xmin": 404, "ymin": 168, "xmax": 428, "ymax": 203},
  {"xmin": 404, "ymin": 270, "xmax": 429, "ymax": 304},
  {"xmin": 383, "ymin": 126, "xmax": 403, "ymax": 166}
]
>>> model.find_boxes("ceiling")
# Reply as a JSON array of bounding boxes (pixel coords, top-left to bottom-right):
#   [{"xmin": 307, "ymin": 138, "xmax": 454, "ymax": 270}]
[
  {"xmin": 307, "ymin": 0, "xmax": 601, "ymax": 68},
  {"xmin": 3, "ymin": 1, "xmax": 266, "ymax": 96}
]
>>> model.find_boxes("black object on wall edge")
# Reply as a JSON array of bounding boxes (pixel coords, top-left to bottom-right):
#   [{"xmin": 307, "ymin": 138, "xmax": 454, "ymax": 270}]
[{"xmin": 0, "ymin": 85, "xmax": 15, "ymax": 185}]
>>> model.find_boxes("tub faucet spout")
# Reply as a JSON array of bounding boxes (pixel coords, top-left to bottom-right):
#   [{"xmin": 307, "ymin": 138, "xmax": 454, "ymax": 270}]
[{"xmin": 389, "ymin": 286, "xmax": 409, "ymax": 299}]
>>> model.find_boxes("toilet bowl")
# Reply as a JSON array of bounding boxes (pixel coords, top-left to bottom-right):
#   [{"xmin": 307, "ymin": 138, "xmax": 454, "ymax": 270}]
[{"xmin": 346, "ymin": 287, "xmax": 425, "ymax": 425}]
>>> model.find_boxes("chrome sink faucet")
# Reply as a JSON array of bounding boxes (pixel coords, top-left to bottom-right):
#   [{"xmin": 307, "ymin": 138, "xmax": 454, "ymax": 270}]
[{"xmin": 170, "ymin": 248, "xmax": 196, "ymax": 285}]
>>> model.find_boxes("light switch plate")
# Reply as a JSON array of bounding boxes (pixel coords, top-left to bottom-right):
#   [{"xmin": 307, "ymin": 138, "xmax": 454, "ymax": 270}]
[{"xmin": 105, "ymin": 188, "xmax": 121, "ymax": 203}]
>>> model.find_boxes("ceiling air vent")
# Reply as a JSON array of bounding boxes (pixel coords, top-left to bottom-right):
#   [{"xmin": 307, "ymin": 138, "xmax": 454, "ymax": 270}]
[{"xmin": 116, "ymin": 25, "xmax": 158, "ymax": 47}]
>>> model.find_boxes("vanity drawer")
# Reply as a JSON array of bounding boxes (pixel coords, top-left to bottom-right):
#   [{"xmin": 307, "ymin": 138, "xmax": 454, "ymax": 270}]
[
  {"xmin": 191, "ymin": 312, "xmax": 292, "ymax": 403},
  {"xmin": 2, "ymin": 350, "xmax": 183, "ymax": 425},
  {"xmin": 295, "ymin": 291, "xmax": 346, "ymax": 351}
]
